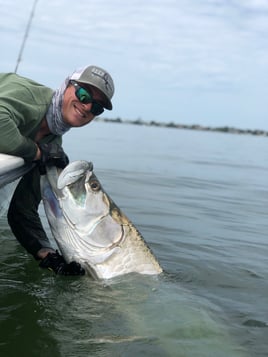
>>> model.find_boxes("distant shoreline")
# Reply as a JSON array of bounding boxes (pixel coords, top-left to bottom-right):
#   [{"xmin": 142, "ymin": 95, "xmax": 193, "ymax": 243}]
[{"xmin": 95, "ymin": 117, "xmax": 268, "ymax": 137}]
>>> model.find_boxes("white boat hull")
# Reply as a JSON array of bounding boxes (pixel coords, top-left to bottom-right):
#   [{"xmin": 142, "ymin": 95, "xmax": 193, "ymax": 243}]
[{"xmin": 0, "ymin": 154, "xmax": 34, "ymax": 217}]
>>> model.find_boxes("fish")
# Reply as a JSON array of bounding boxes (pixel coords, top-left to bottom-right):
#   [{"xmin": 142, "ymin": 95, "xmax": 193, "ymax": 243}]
[{"xmin": 40, "ymin": 160, "xmax": 163, "ymax": 279}]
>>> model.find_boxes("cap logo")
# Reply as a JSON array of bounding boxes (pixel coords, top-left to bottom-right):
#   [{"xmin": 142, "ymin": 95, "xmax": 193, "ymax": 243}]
[{"xmin": 92, "ymin": 67, "xmax": 113, "ymax": 93}]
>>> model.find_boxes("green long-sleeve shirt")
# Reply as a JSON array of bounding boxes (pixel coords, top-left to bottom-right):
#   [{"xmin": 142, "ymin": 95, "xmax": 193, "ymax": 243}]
[
  {"xmin": 1, "ymin": 72, "xmax": 63, "ymax": 258},
  {"xmin": 0, "ymin": 72, "xmax": 57, "ymax": 160}
]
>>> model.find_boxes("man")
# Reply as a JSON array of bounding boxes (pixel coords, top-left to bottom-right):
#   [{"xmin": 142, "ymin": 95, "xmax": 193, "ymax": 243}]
[{"xmin": 0, "ymin": 65, "xmax": 114, "ymax": 275}]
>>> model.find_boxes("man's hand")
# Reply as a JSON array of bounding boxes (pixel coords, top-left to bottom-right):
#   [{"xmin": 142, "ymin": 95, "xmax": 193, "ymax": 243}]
[
  {"xmin": 39, "ymin": 250, "xmax": 85, "ymax": 276},
  {"xmin": 38, "ymin": 143, "xmax": 69, "ymax": 174}
]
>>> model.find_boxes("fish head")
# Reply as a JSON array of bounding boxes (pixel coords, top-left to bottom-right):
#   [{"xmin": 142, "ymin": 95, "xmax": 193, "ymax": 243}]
[{"xmin": 41, "ymin": 160, "xmax": 125, "ymax": 278}]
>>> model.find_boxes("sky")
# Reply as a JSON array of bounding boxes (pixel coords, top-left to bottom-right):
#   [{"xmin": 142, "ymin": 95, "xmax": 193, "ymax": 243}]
[{"xmin": 0, "ymin": 0, "xmax": 268, "ymax": 130}]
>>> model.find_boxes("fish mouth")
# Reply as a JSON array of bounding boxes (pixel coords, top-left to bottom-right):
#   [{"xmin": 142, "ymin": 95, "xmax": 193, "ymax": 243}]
[{"xmin": 57, "ymin": 161, "xmax": 93, "ymax": 190}]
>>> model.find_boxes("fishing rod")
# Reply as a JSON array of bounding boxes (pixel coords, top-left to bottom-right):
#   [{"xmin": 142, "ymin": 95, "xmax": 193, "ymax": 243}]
[{"xmin": 14, "ymin": 0, "xmax": 39, "ymax": 73}]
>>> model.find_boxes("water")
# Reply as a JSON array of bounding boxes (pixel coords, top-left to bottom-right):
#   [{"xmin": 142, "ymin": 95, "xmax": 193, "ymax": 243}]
[{"xmin": 1, "ymin": 122, "xmax": 267, "ymax": 356}]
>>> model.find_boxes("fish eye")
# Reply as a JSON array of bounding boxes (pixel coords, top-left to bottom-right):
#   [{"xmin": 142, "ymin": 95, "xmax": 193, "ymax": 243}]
[{"xmin": 90, "ymin": 180, "xmax": 100, "ymax": 191}]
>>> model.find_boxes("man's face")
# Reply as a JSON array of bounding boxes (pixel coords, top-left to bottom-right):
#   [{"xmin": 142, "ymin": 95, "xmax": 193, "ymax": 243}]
[{"xmin": 61, "ymin": 83, "xmax": 105, "ymax": 127}]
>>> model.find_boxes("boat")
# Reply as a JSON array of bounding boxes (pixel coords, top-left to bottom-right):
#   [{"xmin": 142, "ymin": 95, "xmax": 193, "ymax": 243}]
[{"xmin": 0, "ymin": 154, "xmax": 33, "ymax": 217}]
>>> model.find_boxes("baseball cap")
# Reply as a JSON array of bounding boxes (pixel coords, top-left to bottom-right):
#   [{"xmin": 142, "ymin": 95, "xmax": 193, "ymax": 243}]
[{"xmin": 70, "ymin": 65, "xmax": 114, "ymax": 110}]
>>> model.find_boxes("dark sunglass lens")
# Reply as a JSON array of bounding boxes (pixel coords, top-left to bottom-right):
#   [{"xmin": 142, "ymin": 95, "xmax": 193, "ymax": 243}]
[
  {"xmin": 91, "ymin": 102, "xmax": 104, "ymax": 116},
  {"xmin": 76, "ymin": 87, "xmax": 92, "ymax": 104}
]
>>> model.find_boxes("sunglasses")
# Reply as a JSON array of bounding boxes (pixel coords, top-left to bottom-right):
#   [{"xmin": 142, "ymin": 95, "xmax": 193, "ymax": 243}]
[{"xmin": 70, "ymin": 81, "xmax": 104, "ymax": 116}]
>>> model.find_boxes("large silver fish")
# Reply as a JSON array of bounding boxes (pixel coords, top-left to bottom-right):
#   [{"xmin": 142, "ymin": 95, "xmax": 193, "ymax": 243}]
[{"xmin": 40, "ymin": 160, "xmax": 163, "ymax": 279}]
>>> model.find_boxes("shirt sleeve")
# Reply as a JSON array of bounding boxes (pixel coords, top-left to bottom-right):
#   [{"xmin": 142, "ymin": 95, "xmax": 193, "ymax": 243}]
[{"xmin": 0, "ymin": 109, "xmax": 37, "ymax": 161}]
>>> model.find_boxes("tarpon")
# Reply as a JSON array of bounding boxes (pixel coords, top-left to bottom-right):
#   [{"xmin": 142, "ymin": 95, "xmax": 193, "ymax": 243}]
[{"xmin": 40, "ymin": 160, "xmax": 163, "ymax": 279}]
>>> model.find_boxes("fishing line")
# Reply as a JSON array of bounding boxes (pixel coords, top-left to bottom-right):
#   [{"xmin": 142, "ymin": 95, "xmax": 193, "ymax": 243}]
[{"xmin": 14, "ymin": 0, "xmax": 39, "ymax": 73}]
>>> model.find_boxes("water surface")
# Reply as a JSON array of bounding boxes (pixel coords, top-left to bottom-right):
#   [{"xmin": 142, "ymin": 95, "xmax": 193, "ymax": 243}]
[{"xmin": 1, "ymin": 123, "xmax": 267, "ymax": 356}]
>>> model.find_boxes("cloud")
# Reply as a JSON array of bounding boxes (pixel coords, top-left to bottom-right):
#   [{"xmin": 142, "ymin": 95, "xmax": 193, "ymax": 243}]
[{"xmin": 0, "ymin": 0, "xmax": 268, "ymax": 128}]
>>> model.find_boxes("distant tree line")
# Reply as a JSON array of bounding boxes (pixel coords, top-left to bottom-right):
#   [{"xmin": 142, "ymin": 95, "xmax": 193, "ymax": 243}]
[{"xmin": 95, "ymin": 117, "xmax": 268, "ymax": 137}]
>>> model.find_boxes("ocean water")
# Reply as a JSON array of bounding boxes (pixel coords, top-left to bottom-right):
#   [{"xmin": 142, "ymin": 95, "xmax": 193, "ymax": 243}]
[{"xmin": 0, "ymin": 122, "xmax": 267, "ymax": 356}]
